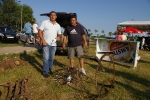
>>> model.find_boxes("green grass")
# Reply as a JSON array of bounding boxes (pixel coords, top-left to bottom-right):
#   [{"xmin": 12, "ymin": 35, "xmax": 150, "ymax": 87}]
[
  {"xmin": 0, "ymin": 43, "xmax": 150, "ymax": 100},
  {"xmin": 0, "ymin": 41, "xmax": 24, "ymax": 47}
]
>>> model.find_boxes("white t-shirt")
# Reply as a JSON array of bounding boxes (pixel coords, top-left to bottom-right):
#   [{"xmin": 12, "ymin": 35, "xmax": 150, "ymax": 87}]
[
  {"xmin": 122, "ymin": 35, "xmax": 127, "ymax": 40},
  {"xmin": 39, "ymin": 20, "xmax": 61, "ymax": 46},
  {"xmin": 32, "ymin": 23, "xmax": 38, "ymax": 33}
]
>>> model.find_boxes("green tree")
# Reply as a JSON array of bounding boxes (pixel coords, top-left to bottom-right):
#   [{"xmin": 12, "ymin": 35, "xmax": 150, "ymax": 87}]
[
  {"xmin": 22, "ymin": 4, "xmax": 35, "ymax": 25},
  {"xmin": 108, "ymin": 32, "xmax": 112, "ymax": 37},
  {"xmin": 94, "ymin": 29, "xmax": 98, "ymax": 35},
  {"xmin": 0, "ymin": 0, "xmax": 36, "ymax": 30},
  {"xmin": 101, "ymin": 30, "xmax": 105, "ymax": 35},
  {"xmin": 0, "ymin": 0, "xmax": 18, "ymax": 26},
  {"xmin": 87, "ymin": 29, "xmax": 91, "ymax": 33}
]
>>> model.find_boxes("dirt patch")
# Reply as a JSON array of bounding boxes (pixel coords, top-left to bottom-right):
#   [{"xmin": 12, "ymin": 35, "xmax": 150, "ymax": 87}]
[{"xmin": 0, "ymin": 57, "xmax": 28, "ymax": 72}]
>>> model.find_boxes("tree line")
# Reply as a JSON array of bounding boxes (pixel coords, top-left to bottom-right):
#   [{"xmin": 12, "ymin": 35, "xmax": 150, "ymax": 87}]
[
  {"xmin": 0, "ymin": 0, "xmax": 35, "ymax": 31},
  {"xmin": 87, "ymin": 29, "xmax": 113, "ymax": 37}
]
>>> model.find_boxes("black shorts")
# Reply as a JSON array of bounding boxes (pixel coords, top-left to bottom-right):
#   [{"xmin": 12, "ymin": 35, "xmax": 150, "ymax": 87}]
[
  {"xmin": 25, "ymin": 33, "xmax": 31, "ymax": 39},
  {"xmin": 32, "ymin": 33, "xmax": 38, "ymax": 38}
]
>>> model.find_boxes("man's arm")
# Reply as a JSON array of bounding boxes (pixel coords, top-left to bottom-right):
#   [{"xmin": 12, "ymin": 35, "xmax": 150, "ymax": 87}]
[
  {"xmin": 56, "ymin": 34, "xmax": 62, "ymax": 41},
  {"xmin": 80, "ymin": 26, "xmax": 87, "ymax": 49},
  {"xmin": 56, "ymin": 25, "xmax": 62, "ymax": 41},
  {"xmin": 82, "ymin": 35, "xmax": 87, "ymax": 49},
  {"xmin": 36, "ymin": 24, "xmax": 38, "ymax": 31},
  {"xmin": 38, "ymin": 29, "xmax": 47, "ymax": 46},
  {"xmin": 62, "ymin": 35, "xmax": 67, "ymax": 49}
]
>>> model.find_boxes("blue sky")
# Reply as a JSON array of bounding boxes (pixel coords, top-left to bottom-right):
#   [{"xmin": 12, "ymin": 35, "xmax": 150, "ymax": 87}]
[{"xmin": 22, "ymin": 0, "xmax": 150, "ymax": 36}]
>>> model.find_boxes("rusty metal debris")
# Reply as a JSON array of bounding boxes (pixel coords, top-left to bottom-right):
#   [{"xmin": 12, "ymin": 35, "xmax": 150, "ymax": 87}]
[
  {"xmin": 80, "ymin": 53, "xmax": 115, "ymax": 98},
  {"xmin": 0, "ymin": 75, "xmax": 32, "ymax": 100},
  {"xmin": 52, "ymin": 67, "xmax": 89, "ymax": 87}
]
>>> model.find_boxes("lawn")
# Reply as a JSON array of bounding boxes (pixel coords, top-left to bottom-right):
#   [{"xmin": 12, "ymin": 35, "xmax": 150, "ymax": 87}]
[
  {"xmin": 0, "ymin": 43, "xmax": 150, "ymax": 100},
  {"xmin": 0, "ymin": 41, "xmax": 24, "ymax": 47}
]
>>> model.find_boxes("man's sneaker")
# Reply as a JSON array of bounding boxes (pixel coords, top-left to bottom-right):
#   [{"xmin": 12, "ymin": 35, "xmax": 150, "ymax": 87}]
[
  {"xmin": 43, "ymin": 74, "xmax": 49, "ymax": 78},
  {"xmin": 81, "ymin": 69, "xmax": 86, "ymax": 75}
]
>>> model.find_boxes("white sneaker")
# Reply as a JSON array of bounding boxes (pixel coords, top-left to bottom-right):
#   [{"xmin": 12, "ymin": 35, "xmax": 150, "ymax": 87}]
[{"xmin": 81, "ymin": 68, "xmax": 86, "ymax": 75}]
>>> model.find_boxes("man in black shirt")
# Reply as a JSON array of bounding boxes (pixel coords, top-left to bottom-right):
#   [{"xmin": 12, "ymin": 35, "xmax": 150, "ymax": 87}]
[{"xmin": 62, "ymin": 16, "xmax": 87, "ymax": 75}]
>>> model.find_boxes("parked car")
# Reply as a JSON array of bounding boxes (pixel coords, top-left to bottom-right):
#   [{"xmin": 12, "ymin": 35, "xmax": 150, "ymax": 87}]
[
  {"xmin": 40, "ymin": 12, "xmax": 90, "ymax": 52},
  {"xmin": 0, "ymin": 26, "xmax": 19, "ymax": 42}
]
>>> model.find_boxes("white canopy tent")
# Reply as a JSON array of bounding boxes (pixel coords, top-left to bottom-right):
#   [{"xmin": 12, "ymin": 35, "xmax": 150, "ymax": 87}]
[{"xmin": 118, "ymin": 21, "xmax": 150, "ymax": 32}]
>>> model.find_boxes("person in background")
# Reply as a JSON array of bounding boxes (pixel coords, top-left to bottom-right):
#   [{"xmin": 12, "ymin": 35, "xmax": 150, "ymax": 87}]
[
  {"xmin": 141, "ymin": 36, "xmax": 145, "ymax": 50},
  {"xmin": 131, "ymin": 36, "xmax": 134, "ymax": 41},
  {"xmin": 24, "ymin": 20, "xmax": 32, "ymax": 45},
  {"xmin": 116, "ymin": 32, "xmax": 122, "ymax": 40},
  {"xmin": 38, "ymin": 11, "xmax": 62, "ymax": 78},
  {"xmin": 32, "ymin": 21, "xmax": 39, "ymax": 45},
  {"xmin": 121, "ymin": 33, "xmax": 127, "ymax": 40},
  {"xmin": 62, "ymin": 16, "xmax": 87, "ymax": 75},
  {"xmin": 134, "ymin": 35, "xmax": 139, "ymax": 41}
]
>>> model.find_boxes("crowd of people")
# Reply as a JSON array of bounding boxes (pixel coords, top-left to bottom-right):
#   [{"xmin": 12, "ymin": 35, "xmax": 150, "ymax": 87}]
[
  {"xmin": 116, "ymin": 32, "xmax": 149, "ymax": 50},
  {"xmin": 24, "ymin": 20, "xmax": 41, "ymax": 45}
]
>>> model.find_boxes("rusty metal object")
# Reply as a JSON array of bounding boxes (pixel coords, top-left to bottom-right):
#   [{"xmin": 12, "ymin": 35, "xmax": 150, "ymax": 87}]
[
  {"xmin": 0, "ymin": 75, "xmax": 32, "ymax": 100},
  {"xmin": 79, "ymin": 53, "xmax": 115, "ymax": 98},
  {"xmin": 96, "ymin": 53, "xmax": 115, "ymax": 98}
]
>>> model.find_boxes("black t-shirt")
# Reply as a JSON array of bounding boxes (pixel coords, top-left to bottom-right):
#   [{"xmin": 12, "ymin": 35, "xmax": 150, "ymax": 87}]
[{"xmin": 64, "ymin": 24, "xmax": 85, "ymax": 47}]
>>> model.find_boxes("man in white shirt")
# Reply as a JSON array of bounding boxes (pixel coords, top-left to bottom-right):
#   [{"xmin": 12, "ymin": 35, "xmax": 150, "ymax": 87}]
[
  {"xmin": 32, "ymin": 21, "xmax": 38, "ymax": 44},
  {"xmin": 38, "ymin": 11, "xmax": 62, "ymax": 78}
]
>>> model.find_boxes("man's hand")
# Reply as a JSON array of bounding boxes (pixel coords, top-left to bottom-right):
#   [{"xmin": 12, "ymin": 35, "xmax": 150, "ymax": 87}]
[
  {"xmin": 82, "ymin": 35, "xmax": 88, "ymax": 49},
  {"xmin": 62, "ymin": 44, "xmax": 66, "ymax": 50},
  {"xmin": 83, "ymin": 42, "xmax": 88, "ymax": 49},
  {"xmin": 42, "ymin": 40, "xmax": 48, "ymax": 46},
  {"xmin": 56, "ymin": 35, "xmax": 62, "ymax": 41},
  {"xmin": 38, "ymin": 29, "xmax": 48, "ymax": 46}
]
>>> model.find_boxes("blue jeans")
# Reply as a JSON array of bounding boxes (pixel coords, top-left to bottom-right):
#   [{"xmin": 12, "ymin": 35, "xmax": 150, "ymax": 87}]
[{"xmin": 43, "ymin": 45, "xmax": 56, "ymax": 74}]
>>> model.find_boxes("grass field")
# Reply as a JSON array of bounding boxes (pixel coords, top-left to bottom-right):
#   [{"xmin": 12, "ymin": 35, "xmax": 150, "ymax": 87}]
[
  {"xmin": 0, "ymin": 43, "xmax": 150, "ymax": 100},
  {"xmin": 0, "ymin": 41, "xmax": 23, "ymax": 47}
]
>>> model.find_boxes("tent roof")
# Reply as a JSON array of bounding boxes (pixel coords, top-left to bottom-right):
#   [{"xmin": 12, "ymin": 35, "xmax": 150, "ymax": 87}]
[{"xmin": 118, "ymin": 21, "xmax": 150, "ymax": 26}]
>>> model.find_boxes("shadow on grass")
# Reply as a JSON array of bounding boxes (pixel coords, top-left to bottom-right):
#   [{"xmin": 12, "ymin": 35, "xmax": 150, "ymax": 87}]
[
  {"xmin": 116, "ymin": 81, "xmax": 150, "ymax": 99},
  {"xmin": 55, "ymin": 50, "xmax": 67, "ymax": 57},
  {"xmin": 85, "ymin": 60, "xmax": 150, "ymax": 99},
  {"xmin": 19, "ymin": 50, "xmax": 43, "ymax": 74},
  {"xmin": 19, "ymin": 49, "xmax": 68, "ymax": 75},
  {"xmin": 85, "ymin": 59, "xmax": 131, "ymax": 70},
  {"xmin": 103, "ymin": 67, "xmax": 150, "ymax": 99},
  {"xmin": 68, "ymin": 84, "xmax": 99, "ymax": 99},
  {"xmin": 53, "ymin": 59, "xmax": 67, "ymax": 68},
  {"xmin": 138, "ymin": 60, "xmax": 150, "ymax": 64}
]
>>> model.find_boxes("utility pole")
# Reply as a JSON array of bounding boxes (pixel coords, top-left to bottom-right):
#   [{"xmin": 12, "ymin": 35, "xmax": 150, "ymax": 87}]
[{"xmin": 18, "ymin": 1, "xmax": 23, "ymax": 31}]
